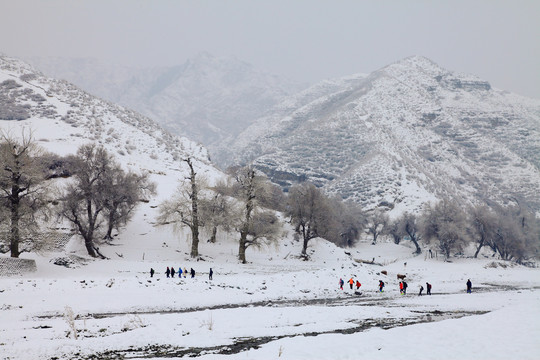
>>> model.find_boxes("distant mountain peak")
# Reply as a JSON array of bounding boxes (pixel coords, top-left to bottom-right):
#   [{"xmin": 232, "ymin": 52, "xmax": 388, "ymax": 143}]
[{"xmin": 226, "ymin": 56, "xmax": 540, "ymax": 214}]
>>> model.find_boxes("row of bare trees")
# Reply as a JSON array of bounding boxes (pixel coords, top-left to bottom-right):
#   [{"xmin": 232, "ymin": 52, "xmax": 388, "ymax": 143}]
[
  {"xmin": 58, "ymin": 144, "xmax": 155, "ymax": 258},
  {"xmin": 380, "ymin": 200, "xmax": 539, "ymax": 263},
  {"xmin": 159, "ymin": 171, "xmax": 368, "ymax": 263},
  {"xmin": 158, "ymin": 164, "xmax": 282, "ymax": 263},
  {"xmin": 2, "ymin": 131, "xmax": 538, "ymax": 264},
  {"xmin": 1, "ymin": 132, "xmax": 154, "ymax": 258}
]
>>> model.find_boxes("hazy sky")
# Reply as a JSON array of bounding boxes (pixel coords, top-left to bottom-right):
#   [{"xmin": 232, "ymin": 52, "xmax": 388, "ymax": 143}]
[{"xmin": 2, "ymin": 0, "xmax": 539, "ymax": 98}]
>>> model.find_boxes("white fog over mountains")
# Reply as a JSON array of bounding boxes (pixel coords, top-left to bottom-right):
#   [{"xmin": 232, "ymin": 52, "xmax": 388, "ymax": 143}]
[
  {"xmin": 24, "ymin": 53, "xmax": 540, "ymax": 214},
  {"xmin": 26, "ymin": 53, "xmax": 307, "ymax": 155}
]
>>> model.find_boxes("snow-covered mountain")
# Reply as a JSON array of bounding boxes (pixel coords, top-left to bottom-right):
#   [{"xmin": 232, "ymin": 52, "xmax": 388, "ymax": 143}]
[
  {"xmin": 26, "ymin": 53, "xmax": 307, "ymax": 160},
  {"xmin": 225, "ymin": 56, "xmax": 540, "ymax": 213},
  {"xmin": 0, "ymin": 54, "xmax": 226, "ymax": 245},
  {"xmin": 0, "ymin": 54, "xmax": 219, "ymax": 168}
]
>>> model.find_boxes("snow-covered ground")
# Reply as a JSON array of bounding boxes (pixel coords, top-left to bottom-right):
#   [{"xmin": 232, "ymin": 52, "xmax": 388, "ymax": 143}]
[
  {"xmin": 1, "ymin": 55, "xmax": 539, "ymax": 359},
  {"xmin": 1, "ymin": 234, "xmax": 539, "ymax": 360}
]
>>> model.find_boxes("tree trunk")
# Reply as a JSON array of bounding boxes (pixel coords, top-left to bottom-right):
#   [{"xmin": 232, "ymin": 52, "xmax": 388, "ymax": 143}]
[
  {"xmin": 9, "ymin": 198, "xmax": 20, "ymax": 258},
  {"xmin": 187, "ymin": 158, "xmax": 199, "ymax": 258},
  {"xmin": 84, "ymin": 239, "xmax": 97, "ymax": 257},
  {"xmin": 190, "ymin": 224, "xmax": 199, "ymax": 258},
  {"xmin": 443, "ymin": 244, "xmax": 450, "ymax": 261},
  {"xmin": 209, "ymin": 226, "xmax": 217, "ymax": 243},
  {"xmin": 411, "ymin": 238, "xmax": 421, "ymax": 254},
  {"xmin": 301, "ymin": 236, "xmax": 308, "ymax": 256},
  {"xmin": 238, "ymin": 230, "xmax": 247, "ymax": 264},
  {"xmin": 474, "ymin": 237, "xmax": 485, "ymax": 258},
  {"xmin": 105, "ymin": 209, "xmax": 115, "ymax": 240},
  {"xmin": 85, "ymin": 198, "xmax": 98, "ymax": 257},
  {"xmin": 238, "ymin": 194, "xmax": 253, "ymax": 264}
]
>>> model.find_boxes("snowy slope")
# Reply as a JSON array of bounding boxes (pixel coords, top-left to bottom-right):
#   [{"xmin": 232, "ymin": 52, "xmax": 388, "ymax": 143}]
[
  {"xmin": 1, "ymin": 237, "xmax": 539, "ymax": 359},
  {"xmin": 227, "ymin": 56, "xmax": 540, "ymax": 213},
  {"xmin": 0, "ymin": 55, "xmax": 227, "ymax": 256},
  {"xmin": 26, "ymin": 53, "xmax": 307, "ymax": 158}
]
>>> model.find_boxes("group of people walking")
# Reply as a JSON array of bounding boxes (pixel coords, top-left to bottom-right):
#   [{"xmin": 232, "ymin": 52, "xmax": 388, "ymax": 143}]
[
  {"xmin": 149, "ymin": 267, "xmax": 214, "ymax": 280},
  {"xmin": 340, "ymin": 278, "xmax": 472, "ymax": 295},
  {"xmin": 339, "ymin": 277, "xmax": 362, "ymax": 291},
  {"xmin": 399, "ymin": 280, "xmax": 408, "ymax": 294},
  {"xmin": 418, "ymin": 282, "xmax": 432, "ymax": 296}
]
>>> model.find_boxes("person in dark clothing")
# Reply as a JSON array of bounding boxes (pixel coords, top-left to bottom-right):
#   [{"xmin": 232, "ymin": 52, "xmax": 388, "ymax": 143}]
[
  {"xmin": 209, "ymin": 268, "xmax": 213, "ymax": 280},
  {"xmin": 426, "ymin": 282, "xmax": 432, "ymax": 295},
  {"xmin": 402, "ymin": 281, "xmax": 408, "ymax": 295},
  {"xmin": 339, "ymin": 278, "xmax": 344, "ymax": 290},
  {"xmin": 150, "ymin": 268, "xmax": 155, "ymax": 278},
  {"xmin": 166, "ymin": 267, "xmax": 170, "ymax": 278},
  {"xmin": 190, "ymin": 268, "xmax": 195, "ymax": 278},
  {"xmin": 419, "ymin": 285, "xmax": 424, "ymax": 296},
  {"xmin": 178, "ymin": 267, "xmax": 183, "ymax": 278},
  {"xmin": 466, "ymin": 279, "xmax": 472, "ymax": 293},
  {"xmin": 379, "ymin": 280, "xmax": 385, "ymax": 292},
  {"xmin": 171, "ymin": 267, "xmax": 175, "ymax": 278}
]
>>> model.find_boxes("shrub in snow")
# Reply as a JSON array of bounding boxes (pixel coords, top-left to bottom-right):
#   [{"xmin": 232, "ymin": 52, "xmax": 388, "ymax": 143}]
[{"xmin": 64, "ymin": 306, "xmax": 78, "ymax": 339}]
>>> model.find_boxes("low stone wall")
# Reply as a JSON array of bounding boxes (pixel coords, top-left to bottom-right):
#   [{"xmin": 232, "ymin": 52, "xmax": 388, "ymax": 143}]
[{"xmin": 0, "ymin": 257, "xmax": 37, "ymax": 277}]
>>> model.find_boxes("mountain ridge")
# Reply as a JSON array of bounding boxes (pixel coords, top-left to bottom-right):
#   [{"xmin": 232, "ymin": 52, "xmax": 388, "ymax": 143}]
[
  {"xmin": 225, "ymin": 56, "xmax": 540, "ymax": 214},
  {"xmin": 24, "ymin": 53, "xmax": 308, "ymax": 153},
  {"xmin": 0, "ymin": 54, "xmax": 221, "ymax": 182}
]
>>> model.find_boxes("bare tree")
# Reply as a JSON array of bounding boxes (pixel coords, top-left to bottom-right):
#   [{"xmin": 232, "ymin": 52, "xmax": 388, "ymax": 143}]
[
  {"xmin": 468, "ymin": 204, "xmax": 497, "ymax": 258},
  {"xmin": 158, "ymin": 157, "xmax": 203, "ymax": 258},
  {"xmin": 399, "ymin": 212, "xmax": 422, "ymax": 254},
  {"xmin": 386, "ymin": 218, "xmax": 402, "ymax": 245},
  {"xmin": 287, "ymin": 182, "xmax": 334, "ymax": 257},
  {"xmin": 490, "ymin": 203, "xmax": 539, "ymax": 263},
  {"xmin": 331, "ymin": 199, "xmax": 366, "ymax": 248},
  {"xmin": 58, "ymin": 144, "xmax": 114, "ymax": 258},
  {"xmin": 0, "ymin": 130, "xmax": 51, "ymax": 257},
  {"xmin": 420, "ymin": 200, "xmax": 470, "ymax": 260},
  {"xmin": 199, "ymin": 184, "xmax": 232, "ymax": 243},
  {"xmin": 256, "ymin": 180, "xmax": 287, "ymax": 212},
  {"xmin": 234, "ymin": 207, "xmax": 281, "ymax": 259},
  {"xmin": 230, "ymin": 166, "xmax": 279, "ymax": 263},
  {"xmin": 366, "ymin": 209, "xmax": 389, "ymax": 245},
  {"xmin": 102, "ymin": 169, "xmax": 156, "ymax": 240}
]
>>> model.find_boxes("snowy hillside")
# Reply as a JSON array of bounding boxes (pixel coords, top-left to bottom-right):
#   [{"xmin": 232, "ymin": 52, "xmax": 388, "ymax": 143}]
[
  {"xmin": 0, "ymin": 54, "xmax": 227, "ymax": 252},
  {"xmin": 1, "ymin": 55, "xmax": 539, "ymax": 360},
  {"xmin": 226, "ymin": 56, "xmax": 540, "ymax": 213},
  {"xmin": 26, "ymin": 53, "xmax": 307, "ymax": 159}
]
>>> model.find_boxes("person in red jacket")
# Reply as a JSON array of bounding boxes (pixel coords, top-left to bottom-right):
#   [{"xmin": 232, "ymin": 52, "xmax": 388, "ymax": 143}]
[
  {"xmin": 356, "ymin": 280, "xmax": 361, "ymax": 290},
  {"xmin": 399, "ymin": 281, "xmax": 404, "ymax": 295}
]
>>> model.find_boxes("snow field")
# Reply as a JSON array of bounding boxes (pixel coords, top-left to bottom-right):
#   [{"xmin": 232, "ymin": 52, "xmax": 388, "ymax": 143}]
[{"xmin": 1, "ymin": 238, "xmax": 539, "ymax": 359}]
